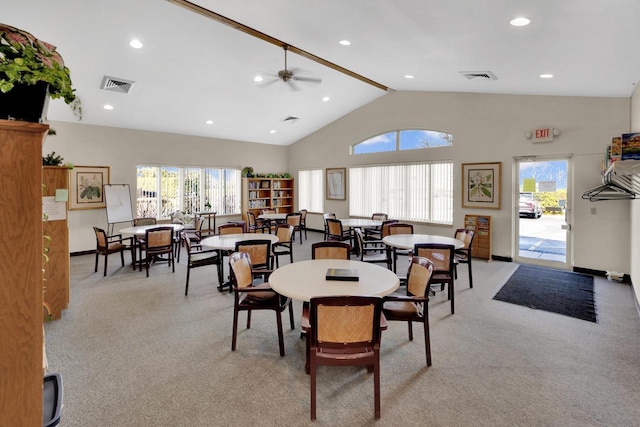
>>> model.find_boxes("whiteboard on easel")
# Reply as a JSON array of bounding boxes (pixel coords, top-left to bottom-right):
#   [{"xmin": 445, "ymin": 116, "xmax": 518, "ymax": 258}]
[{"xmin": 104, "ymin": 184, "xmax": 133, "ymax": 224}]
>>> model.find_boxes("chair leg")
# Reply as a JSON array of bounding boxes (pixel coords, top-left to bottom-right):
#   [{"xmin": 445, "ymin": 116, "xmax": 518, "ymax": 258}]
[
  {"xmin": 231, "ymin": 306, "xmax": 239, "ymax": 351},
  {"xmin": 185, "ymin": 267, "xmax": 191, "ymax": 296},
  {"xmin": 374, "ymin": 354, "xmax": 381, "ymax": 419},
  {"xmin": 94, "ymin": 252, "xmax": 99, "ymax": 273},
  {"xmin": 423, "ymin": 316, "xmax": 432, "ymax": 367},
  {"xmin": 468, "ymin": 260, "xmax": 473, "ymax": 288},
  {"xmin": 450, "ymin": 282, "xmax": 455, "ymax": 314},
  {"xmin": 288, "ymin": 303, "xmax": 295, "ymax": 330},
  {"xmin": 103, "ymin": 254, "xmax": 108, "ymax": 276},
  {"xmin": 246, "ymin": 310, "xmax": 252, "ymax": 329},
  {"xmin": 407, "ymin": 321, "xmax": 413, "ymax": 341},
  {"xmin": 120, "ymin": 250, "xmax": 125, "ymax": 267},
  {"xmin": 276, "ymin": 310, "xmax": 285, "ymax": 356},
  {"xmin": 310, "ymin": 354, "xmax": 317, "ymax": 420}
]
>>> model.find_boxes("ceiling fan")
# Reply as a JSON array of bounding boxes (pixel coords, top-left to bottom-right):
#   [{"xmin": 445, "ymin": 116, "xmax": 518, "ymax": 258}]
[{"xmin": 262, "ymin": 45, "xmax": 322, "ymax": 90}]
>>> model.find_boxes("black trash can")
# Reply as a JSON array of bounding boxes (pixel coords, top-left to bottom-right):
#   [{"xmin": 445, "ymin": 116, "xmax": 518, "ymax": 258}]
[{"xmin": 43, "ymin": 373, "xmax": 63, "ymax": 427}]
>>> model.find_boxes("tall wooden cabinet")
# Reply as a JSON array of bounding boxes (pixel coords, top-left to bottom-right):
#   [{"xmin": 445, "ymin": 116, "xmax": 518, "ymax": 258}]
[
  {"xmin": 42, "ymin": 166, "xmax": 70, "ymax": 320},
  {"xmin": 464, "ymin": 214, "xmax": 492, "ymax": 260},
  {"xmin": 242, "ymin": 177, "xmax": 295, "ymax": 222},
  {"xmin": 0, "ymin": 120, "xmax": 47, "ymax": 426}
]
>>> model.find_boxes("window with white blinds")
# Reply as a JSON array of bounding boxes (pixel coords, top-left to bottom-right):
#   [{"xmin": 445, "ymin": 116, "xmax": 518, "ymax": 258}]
[
  {"xmin": 136, "ymin": 165, "xmax": 241, "ymax": 219},
  {"xmin": 298, "ymin": 169, "xmax": 324, "ymax": 213},
  {"xmin": 349, "ymin": 162, "xmax": 453, "ymax": 224}
]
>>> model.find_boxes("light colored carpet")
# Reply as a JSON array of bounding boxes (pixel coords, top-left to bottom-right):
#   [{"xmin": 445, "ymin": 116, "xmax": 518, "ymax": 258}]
[{"xmin": 45, "ymin": 231, "xmax": 640, "ymax": 426}]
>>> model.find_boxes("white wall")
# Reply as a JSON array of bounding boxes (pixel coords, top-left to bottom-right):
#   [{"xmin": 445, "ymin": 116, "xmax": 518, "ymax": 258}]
[
  {"xmin": 44, "ymin": 121, "xmax": 289, "ymax": 252},
  {"xmin": 289, "ymin": 90, "xmax": 631, "ymax": 273},
  {"xmin": 630, "ymin": 83, "xmax": 640, "ymax": 302}
]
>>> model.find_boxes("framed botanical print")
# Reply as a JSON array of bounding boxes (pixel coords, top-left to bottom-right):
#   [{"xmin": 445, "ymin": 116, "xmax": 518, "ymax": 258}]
[
  {"xmin": 462, "ymin": 162, "xmax": 501, "ymax": 209},
  {"xmin": 69, "ymin": 166, "xmax": 110, "ymax": 210},
  {"xmin": 326, "ymin": 168, "xmax": 346, "ymax": 200}
]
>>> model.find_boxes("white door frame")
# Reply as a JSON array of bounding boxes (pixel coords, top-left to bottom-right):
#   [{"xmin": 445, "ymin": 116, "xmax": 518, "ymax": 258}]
[{"xmin": 513, "ymin": 155, "xmax": 573, "ymax": 269}]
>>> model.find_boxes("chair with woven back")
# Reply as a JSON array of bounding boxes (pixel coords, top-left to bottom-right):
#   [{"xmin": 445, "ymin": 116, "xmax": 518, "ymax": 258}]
[
  {"xmin": 353, "ymin": 228, "xmax": 391, "ymax": 270},
  {"xmin": 382, "ymin": 256, "xmax": 435, "ymax": 366},
  {"xmin": 387, "ymin": 222, "xmax": 414, "ymax": 273},
  {"xmin": 299, "ymin": 209, "xmax": 308, "ymax": 240},
  {"xmin": 311, "ymin": 241, "xmax": 351, "ymax": 260},
  {"xmin": 363, "ymin": 213, "xmax": 388, "ymax": 240},
  {"xmin": 177, "ymin": 215, "xmax": 204, "ymax": 263},
  {"xmin": 271, "ymin": 224, "xmax": 295, "ymax": 268},
  {"xmin": 228, "ymin": 251, "xmax": 294, "ymax": 356},
  {"xmin": 131, "ymin": 217, "xmax": 157, "ymax": 264},
  {"xmin": 413, "ymin": 243, "xmax": 456, "ymax": 314},
  {"xmin": 183, "ymin": 235, "xmax": 222, "ymax": 296},
  {"xmin": 326, "ymin": 218, "xmax": 351, "ymax": 243},
  {"xmin": 142, "ymin": 226, "xmax": 175, "ymax": 277},
  {"xmin": 92, "ymin": 227, "xmax": 135, "ymax": 276},
  {"xmin": 453, "ymin": 228, "xmax": 476, "ymax": 288},
  {"xmin": 218, "ymin": 222, "xmax": 245, "ymax": 235},
  {"xmin": 246, "ymin": 211, "xmax": 269, "ymax": 234},
  {"xmin": 308, "ymin": 295, "xmax": 384, "ymax": 420},
  {"xmin": 286, "ymin": 212, "xmax": 303, "ymax": 244},
  {"xmin": 322, "ymin": 213, "xmax": 336, "ymax": 240},
  {"xmin": 364, "ymin": 218, "xmax": 397, "ymax": 241}
]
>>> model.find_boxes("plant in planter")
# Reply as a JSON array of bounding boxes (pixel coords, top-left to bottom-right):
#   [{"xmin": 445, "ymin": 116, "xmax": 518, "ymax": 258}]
[{"xmin": 0, "ymin": 23, "xmax": 81, "ymax": 122}]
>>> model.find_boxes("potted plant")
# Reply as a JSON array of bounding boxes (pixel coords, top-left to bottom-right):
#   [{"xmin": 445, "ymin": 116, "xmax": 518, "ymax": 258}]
[{"xmin": 0, "ymin": 23, "xmax": 81, "ymax": 122}]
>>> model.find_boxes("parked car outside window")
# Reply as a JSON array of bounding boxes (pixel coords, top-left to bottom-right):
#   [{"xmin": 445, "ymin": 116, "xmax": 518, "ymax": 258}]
[{"xmin": 519, "ymin": 192, "xmax": 542, "ymax": 218}]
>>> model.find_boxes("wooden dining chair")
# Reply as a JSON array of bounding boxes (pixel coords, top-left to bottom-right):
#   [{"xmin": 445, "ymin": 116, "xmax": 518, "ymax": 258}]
[
  {"xmin": 387, "ymin": 222, "xmax": 414, "ymax": 273},
  {"xmin": 383, "ymin": 256, "xmax": 434, "ymax": 366},
  {"xmin": 286, "ymin": 212, "xmax": 303, "ymax": 244},
  {"xmin": 326, "ymin": 218, "xmax": 351, "ymax": 243},
  {"xmin": 92, "ymin": 227, "xmax": 135, "ymax": 276},
  {"xmin": 311, "ymin": 241, "xmax": 351, "ymax": 260},
  {"xmin": 142, "ymin": 226, "xmax": 175, "ymax": 277},
  {"xmin": 413, "ymin": 243, "xmax": 455, "ymax": 314},
  {"xmin": 218, "ymin": 222, "xmax": 244, "ymax": 235},
  {"xmin": 178, "ymin": 215, "xmax": 204, "ymax": 263},
  {"xmin": 308, "ymin": 295, "xmax": 384, "ymax": 420},
  {"xmin": 299, "ymin": 209, "xmax": 308, "ymax": 240},
  {"xmin": 183, "ymin": 235, "xmax": 222, "ymax": 296},
  {"xmin": 322, "ymin": 213, "xmax": 336, "ymax": 240},
  {"xmin": 271, "ymin": 224, "xmax": 294, "ymax": 268},
  {"xmin": 353, "ymin": 228, "xmax": 391, "ymax": 269},
  {"xmin": 247, "ymin": 211, "xmax": 269, "ymax": 234},
  {"xmin": 453, "ymin": 228, "xmax": 476, "ymax": 288},
  {"xmin": 228, "ymin": 251, "xmax": 294, "ymax": 356}
]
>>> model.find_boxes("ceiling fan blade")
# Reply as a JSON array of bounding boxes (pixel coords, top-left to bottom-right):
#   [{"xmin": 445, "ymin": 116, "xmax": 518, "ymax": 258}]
[{"xmin": 292, "ymin": 76, "xmax": 322, "ymax": 84}]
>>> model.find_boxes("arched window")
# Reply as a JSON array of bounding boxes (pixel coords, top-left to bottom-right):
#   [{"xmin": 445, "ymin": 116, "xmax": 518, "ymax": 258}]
[{"xmin": 352, "ymin": 129, "xmax": 453, "ymax": 154}]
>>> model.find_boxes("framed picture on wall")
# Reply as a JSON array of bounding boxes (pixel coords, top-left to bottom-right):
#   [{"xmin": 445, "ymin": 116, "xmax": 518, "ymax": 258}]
[
  {"xmin": 69, "ymin": 166, "xmax": 110, "ymax": 210},
  {"xmin": 462, "ymin": 162, "xmax": 501, "ymax": 209},
  {"xmin": 326, "ymin": 168, "xmax": 346, "ymax": 200}
]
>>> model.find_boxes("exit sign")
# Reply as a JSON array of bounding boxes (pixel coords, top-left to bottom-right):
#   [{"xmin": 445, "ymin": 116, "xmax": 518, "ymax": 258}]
[{"xmin": 532, "ymin": 128, "xmax": 554, "ymax": 143}]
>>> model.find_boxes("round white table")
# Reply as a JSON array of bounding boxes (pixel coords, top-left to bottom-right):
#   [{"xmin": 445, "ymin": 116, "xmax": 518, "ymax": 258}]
[
  {"xmin": 338, "ymin": 218, "xmax": 382, "ymax": 228},
  {"xmin": 201, "ymin": 233, "xmax": 279, "ymax": 250},
  {"xmin": 201, "ymin": 233, "xmax": 280, "ymax": 291},
  {"xmin": 269, "ymin": 259, "xmax": 399, "ymax": 302},
  {"xmin": 258, "ymin": 213, "xmax": 288, "ymax": 221},
  {"xmin": 119, "ymin": 223, "xmax": 184, "ymax": 237},
  {"xmin": 382, "ymin": 234, "xmax": 464, "ymax": 250}
]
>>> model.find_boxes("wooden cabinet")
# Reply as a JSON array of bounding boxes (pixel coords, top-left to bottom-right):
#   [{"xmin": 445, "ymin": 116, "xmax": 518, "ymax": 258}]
[
  {"xmin": 0, "ymin": 120, "xmax": 47, "ymax": 426},
  {"xmin": 464, "ymin": 214, "xmax": 492, "ymax": 260},
  {"xmin": 42, "ymin": 166, "xmax": 70, "ymax": 320},
  {"xmin": 242, "ymin": 178, "xmax": 295, "ymax": 222}
]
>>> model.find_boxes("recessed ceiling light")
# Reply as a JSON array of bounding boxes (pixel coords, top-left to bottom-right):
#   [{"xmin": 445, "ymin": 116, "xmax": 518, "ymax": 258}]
[
  {"xmin": 510, "ymin": 17, "xmax": 531, "ymax": 27},
  {"xmin": 339, "ymin": 40, "xmax": 351, "ymax": 46},
  {"xmin": 103, "ymin": 104, "xmax": 114, "ymax": 110},
  {"xmin": 404, "ymin": 75, "xmax": 414, "ymax": 79},
  {"xmin": 254, "ymin": 75, "xmax": 263, "ymax": 82},
  {"xmin": 322, "ymin": 96, "xmax": 330, "ymax": 102},
  {"xmin": 206, "ymin": 120, "xmax": 213, "ymax": 125},
  {"xmin": 270, "ymin": 130, "xmax": 276, "ymax": 134},
  {"xmin": 539, "ymin": 73, "xmax": 554, "ymax": 79},
  {"xmin": 129, "ymin": 39, "xmax": 143, "ymax": 49}
]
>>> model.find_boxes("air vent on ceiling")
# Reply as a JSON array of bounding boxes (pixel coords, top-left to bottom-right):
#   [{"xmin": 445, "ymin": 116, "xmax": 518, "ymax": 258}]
[
  {"xmin": 460, "ymin": 71, "xmax": 498, "ymax": 81},
  {"xmin": 100, "ymin": 76, "xmax": 135, "ymax": 93},
  {"xmin": 283, "ymin": 115, "xmax": 299, "ymax": 123}
]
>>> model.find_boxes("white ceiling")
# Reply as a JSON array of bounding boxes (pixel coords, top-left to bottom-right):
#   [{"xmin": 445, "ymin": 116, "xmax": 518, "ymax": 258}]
[{"xmin": 5, "ymin": 0, "xmax": 640, "ymax": 146}]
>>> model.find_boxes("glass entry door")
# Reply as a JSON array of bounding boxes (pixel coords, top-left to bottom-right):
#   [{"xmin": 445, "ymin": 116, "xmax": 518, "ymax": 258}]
[{"xmin": 515, "ymin": 157, "xmax": 571, "ymax": 269}]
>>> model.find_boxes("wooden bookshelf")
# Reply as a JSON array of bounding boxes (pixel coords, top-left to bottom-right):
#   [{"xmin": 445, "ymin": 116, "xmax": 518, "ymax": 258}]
[
  {"xmin": 242, "ymin": 177, "xmax": 295, "ymax": 222},
  {"xmin": 0, "ymin": 120, "xmax": 47, "ymax": 426},
  {"xmin": 464, "ymin": 214, "xmax": 492, "ymax": 260}
]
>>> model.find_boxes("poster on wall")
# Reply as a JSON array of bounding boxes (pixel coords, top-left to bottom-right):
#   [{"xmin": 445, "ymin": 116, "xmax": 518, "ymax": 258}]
[
  {"xmin": 462, "ymin": 162, "xmax": 501, "ymax": 209},
  {"xmin": 68, "ymin": 166, "xmax": 110, "ymax": 210}
]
